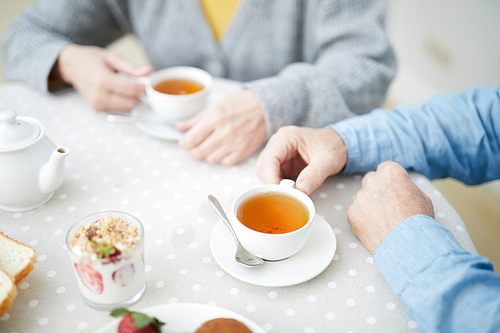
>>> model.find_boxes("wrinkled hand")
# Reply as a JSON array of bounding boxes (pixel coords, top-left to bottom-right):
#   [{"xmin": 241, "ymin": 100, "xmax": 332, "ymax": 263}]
[
  {"xmin": 255, "ymin": 126, "xmax": 347, "ymax": 195},
  {"xmin": 176, "ymin": 89, "xmax": 267, "ymax": 165},
  {"xmin": 56, "ymin": 44, "xmax": 154, "ymax": 111},
  {"xmin": 347, "ymin": 161, "xmax": 435, "ymax": 254}
]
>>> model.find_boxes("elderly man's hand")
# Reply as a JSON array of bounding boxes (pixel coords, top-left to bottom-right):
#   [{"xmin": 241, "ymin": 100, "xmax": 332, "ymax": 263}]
[
  {"xmin": 176, "ymin": 89, "xmax": 267, "ymax": 166},
  {"xmin": 347, "ymin": 161, "xmax": 435, "ymax": 254},
  {"xmin": 255, "ymin": 126, "xmax": 347, "ymax": 195}
]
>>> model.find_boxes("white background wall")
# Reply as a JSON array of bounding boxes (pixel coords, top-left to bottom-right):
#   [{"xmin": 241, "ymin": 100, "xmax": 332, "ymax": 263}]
[
  {"xmin": 386, "ymin": 0, "xmax": 500, "ymax": 105},
  {"xmin": 385, "ymin": 0, "xmax": 500, "ymax": 201}
]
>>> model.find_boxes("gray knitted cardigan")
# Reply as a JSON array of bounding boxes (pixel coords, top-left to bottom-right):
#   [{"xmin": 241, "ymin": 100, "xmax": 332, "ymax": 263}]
[{"xmin": 1, "ymin": 0, "xmax": 396, "ymax": 136}]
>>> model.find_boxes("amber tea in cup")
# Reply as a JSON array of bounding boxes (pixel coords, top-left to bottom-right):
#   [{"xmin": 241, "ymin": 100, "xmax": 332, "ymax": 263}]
[
  {"xmin": 231, "ymin": 180, "xmax": 315, "ymax": 261},
  {"xmin": 153, "ymin": 78, "xmax": 204, "ymax": 95},
  {"xmin": 236, "ymin": 193, "xmax": 309, "ymax": 234}
]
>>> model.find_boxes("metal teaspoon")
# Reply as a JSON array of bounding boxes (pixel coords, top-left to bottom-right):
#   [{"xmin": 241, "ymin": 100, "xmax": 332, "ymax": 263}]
[{"xmin": 207, "ymin": 195, "xmax": 264, "ymax": 268}]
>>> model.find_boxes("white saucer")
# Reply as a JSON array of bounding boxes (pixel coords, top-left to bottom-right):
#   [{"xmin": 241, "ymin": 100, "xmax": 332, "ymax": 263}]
[
  {"xmin": 210, "ymin": 215, "xmax": 337, "ymax": 287},
  {"xmin": 131, "ymin": 103, "xmax": 184, "ymax": 141}
]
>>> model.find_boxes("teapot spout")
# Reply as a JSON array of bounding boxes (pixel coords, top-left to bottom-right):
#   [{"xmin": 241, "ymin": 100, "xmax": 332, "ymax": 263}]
[{"xmin": 39, "ymin": 147, "xmax": 70, "ymax": 194}]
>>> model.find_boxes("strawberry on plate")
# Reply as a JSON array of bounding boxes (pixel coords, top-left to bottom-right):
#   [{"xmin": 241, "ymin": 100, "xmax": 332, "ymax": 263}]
[
  {"xmin": 111, "ymin": 308, "xmax": 165, "ymax": 333},
  {"xmin": 74, "ymin": 263, "xmax": 103, "ymax": 294}
]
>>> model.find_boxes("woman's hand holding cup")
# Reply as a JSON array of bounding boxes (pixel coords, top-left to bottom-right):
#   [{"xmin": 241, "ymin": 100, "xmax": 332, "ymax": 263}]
[{"xmin": 55, "ymin": 45, "xmax": 153, "ymax": 111}]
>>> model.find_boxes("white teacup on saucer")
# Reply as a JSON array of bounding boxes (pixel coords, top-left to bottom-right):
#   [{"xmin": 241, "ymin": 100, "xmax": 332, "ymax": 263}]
[
  {"xmin": 230, "ymin": 179, "xmax": 316, "ymax": 261},
  {"xmin": 141, "ymin": 66, "xmax": 213, "ymax": 124}
]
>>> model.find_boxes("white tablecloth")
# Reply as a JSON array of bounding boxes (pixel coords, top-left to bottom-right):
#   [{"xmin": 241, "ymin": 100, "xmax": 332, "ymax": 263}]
[{"xmin": 0, "ymin": 80, "xmax": 476, "ymax": 333}]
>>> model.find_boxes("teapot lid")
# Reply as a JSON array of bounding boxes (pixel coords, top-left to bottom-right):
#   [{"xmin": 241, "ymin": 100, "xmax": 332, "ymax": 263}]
[{"xmin": 0, "ymin": 110, "xmax": 41, "ymax": 150}]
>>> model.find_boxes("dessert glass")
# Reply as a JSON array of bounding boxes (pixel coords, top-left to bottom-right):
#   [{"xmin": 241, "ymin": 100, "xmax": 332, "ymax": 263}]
[{"xmin": 66, "ymin": 211, "xmax": 146, "ymax": 310}]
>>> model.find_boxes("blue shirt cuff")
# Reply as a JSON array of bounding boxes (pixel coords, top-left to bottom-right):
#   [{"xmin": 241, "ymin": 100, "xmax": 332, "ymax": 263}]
[
  {"xmin": 373, "ymin": 214, "xmax": 468, "ymax": 296},
  {"xmin": 328, "ymin": 110, "xmax": 394, "ymax": 173}
]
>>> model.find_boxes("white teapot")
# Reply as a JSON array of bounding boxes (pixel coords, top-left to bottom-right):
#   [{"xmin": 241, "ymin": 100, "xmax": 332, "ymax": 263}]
[{"xmin": 0, "ymin": 110, "xmax": 70, "ymax": 212}]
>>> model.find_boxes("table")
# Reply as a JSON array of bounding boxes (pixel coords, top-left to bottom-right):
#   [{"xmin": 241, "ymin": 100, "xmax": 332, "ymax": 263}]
[{"xmin": 0, "ymin": 80, "xmax": 477, "ymax": 333}]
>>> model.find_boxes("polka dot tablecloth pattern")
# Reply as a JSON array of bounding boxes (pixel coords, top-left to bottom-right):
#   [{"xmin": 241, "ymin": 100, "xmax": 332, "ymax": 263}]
[{"xmin": 0, "ymin": 81, "xmax": 476, "ymax": 333}]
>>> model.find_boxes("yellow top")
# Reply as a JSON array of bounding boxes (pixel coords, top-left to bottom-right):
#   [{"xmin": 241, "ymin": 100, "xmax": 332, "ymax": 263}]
[{"xmin": 200, "ymin": 0, "xmax": 241, "ymax": 41}]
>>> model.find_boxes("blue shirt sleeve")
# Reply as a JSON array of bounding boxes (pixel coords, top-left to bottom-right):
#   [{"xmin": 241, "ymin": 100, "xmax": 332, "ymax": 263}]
[
  {"xmin": 374, "ymin": 215, "xmax": 500, "ymax": 333},
  {"xmin": 329, "ymin": 85, "xmax": 500, "ymax": 184},
  {"xmin": 329, "ymin": 85, "xmax": 500, "ymax": 332}
]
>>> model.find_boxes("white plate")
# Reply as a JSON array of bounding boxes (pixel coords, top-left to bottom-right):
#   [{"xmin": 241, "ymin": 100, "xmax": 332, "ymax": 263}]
[
  {"xmin": 210, "ymin": 215, "xmax": 337, "ymax": 287},
  {"xmin": 132, "ymin": 103, "xmax": 184, "ymax": 141},
  {"xmin": 97, "ymin": 303, "xmax": 266, "ymax": 333}
]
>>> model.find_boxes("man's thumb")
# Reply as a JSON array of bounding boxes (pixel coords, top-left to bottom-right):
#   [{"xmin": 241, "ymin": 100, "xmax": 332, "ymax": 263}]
[{"xmin": 296, "ymin": 162, "xmax": 330, "ymax": 195}]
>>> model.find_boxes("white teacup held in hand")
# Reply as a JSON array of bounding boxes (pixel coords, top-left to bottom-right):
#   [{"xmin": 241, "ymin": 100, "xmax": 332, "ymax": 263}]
[
  {"xmin": 140, "ymin": 66, "xmax": 213, "ymax": 124},
  {"xmin": 230, "ymin": 179, "xmax": 316, "ymax": 261}
]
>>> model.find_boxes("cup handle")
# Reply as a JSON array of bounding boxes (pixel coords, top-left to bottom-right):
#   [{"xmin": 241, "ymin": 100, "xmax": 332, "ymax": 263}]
[
  {"xmin": 118, "ymin": 72, "xmax": 150, "ymax": 104},
  {"xmin": 138, "ymin": 93, "xmax": 148, "ymax": 104},
  {"xmin": 279, "ymin": 179, "xmax": 296, "ymax": 188}
]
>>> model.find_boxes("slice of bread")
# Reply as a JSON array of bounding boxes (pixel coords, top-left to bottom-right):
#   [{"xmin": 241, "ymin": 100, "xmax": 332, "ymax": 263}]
[
  {"xmin": 0, "ymin": 268, "xmax": 17, "ymax": 318},
  {"xmin": 0, "ymin": 232, "xmax": 37, "ymax": 285}
]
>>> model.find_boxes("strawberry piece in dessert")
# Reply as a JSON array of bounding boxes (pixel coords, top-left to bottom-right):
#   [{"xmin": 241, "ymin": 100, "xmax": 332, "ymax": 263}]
[
  {"xmin": 74, "ymin": 263, "xmax": 103, "ymax": 294},
  {"xmin": 112, "ymin": 263, "xmax": 136, "ymax": 287}
]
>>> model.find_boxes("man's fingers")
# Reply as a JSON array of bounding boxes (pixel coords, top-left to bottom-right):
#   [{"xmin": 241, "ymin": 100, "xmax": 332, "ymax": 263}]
[
  {"xmin": 361, "ymin": 171, "xmax": 376, "ymax": 187},
  {"xmin": 296, "ymin": 159, "xmax": 332, "ymax": 195},
  {"xmin": 255, "ymin": 154, "xmax": 284, "ymax": 185},
  {"xmin": 255, "ymin": 134, "xmax": 296, "ymax": 185}
]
